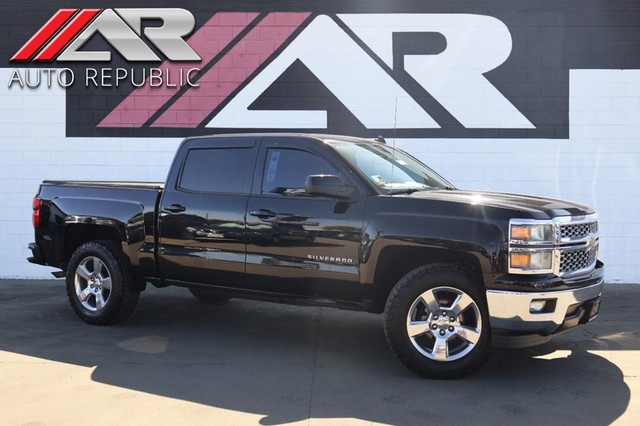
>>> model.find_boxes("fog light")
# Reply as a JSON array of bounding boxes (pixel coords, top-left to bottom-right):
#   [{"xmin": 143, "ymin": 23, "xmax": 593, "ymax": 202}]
[{"xmin": 530, "ymin": 300, "xmax": 548, "ymax": 313}]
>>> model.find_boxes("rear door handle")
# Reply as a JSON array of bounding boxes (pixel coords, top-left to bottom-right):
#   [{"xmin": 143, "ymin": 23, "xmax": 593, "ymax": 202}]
[
  {"xmin": 249, "ymin": 209, "xmax": 277, "ymax": 219},
  {"xmin": 165, "ymin": 204, "xmax": 186, "ymax": 213}
]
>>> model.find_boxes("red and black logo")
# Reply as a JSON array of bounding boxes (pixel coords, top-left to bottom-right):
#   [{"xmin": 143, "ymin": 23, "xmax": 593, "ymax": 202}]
[{"xmin": 11, "ymin": 8, "xmax": 200, "ymax": 62}]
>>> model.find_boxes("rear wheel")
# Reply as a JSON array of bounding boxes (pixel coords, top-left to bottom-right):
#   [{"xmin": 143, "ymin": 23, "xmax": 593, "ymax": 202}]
[
  {"xmin": 66, "ymin": 241, "xmax": 139, "ymax": 325},
  {"xmin": 384, "ymin": 264, "xmax": 491, "ymax": 379},
  {"xmin": 189, "ymin": 287, "xmax": 232, "ymax": 304}
]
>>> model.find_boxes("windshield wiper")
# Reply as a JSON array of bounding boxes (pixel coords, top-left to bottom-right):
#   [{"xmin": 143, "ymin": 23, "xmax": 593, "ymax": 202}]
[
  {"xmin": 387, "ymin": 186, "xmax": 455, "ymax": 195},
  {"xmin": 387, "ymin": 187, "xmax": 427, "ymax": 195}
]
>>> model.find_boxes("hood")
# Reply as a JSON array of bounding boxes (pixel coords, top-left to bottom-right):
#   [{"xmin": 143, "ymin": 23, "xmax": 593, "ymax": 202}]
[{"xmin": 407, "ymin": 189, "xmax": 594, "ymax": 219}]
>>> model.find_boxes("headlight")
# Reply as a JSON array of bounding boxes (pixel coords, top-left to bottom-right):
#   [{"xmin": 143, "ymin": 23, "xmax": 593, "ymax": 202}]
[
  {"xmin": 509, "ymin": 251, "xmax": 553, "ymax": 272},
  {"xmin": 510, "ymin": 223, "xmax": 554, "ymax": 243},
  {"xmin": 508, "ymin": 219, "xmax": 557, "ymax": 274}
]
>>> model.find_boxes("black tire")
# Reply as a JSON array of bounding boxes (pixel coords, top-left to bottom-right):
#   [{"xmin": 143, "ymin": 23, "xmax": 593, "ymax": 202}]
[
  {"xmin": 188, "ymin": 287, "xmax": 232, "ymax": 304},
  {"xmin": 383, "ymin": 263, "xmax": 491, "ymax": 379},
  {"xmin": 66, "ymin": 240, "xmax": 140, "ymax": 325}
]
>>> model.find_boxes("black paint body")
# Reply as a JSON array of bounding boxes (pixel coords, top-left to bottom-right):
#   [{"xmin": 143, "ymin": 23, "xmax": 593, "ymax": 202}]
[{"xmin": 30, "ymin": 134, "xmax": 602, "ymax": 313}]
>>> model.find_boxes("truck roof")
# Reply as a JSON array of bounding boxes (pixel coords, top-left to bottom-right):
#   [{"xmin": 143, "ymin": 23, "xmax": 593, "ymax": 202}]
[{"xmin": 181, "ymin": 133, "xmax": 380, "ymax": 146}]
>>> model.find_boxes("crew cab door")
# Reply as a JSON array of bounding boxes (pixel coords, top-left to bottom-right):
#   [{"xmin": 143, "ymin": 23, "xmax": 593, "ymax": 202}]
[
  {"xmin": 245, "ymin": 137, "xmax": 366, "ymax": 301},
  {"xmin": 158, "ymin": 137, "xmax": 259, "ymax": 285}
]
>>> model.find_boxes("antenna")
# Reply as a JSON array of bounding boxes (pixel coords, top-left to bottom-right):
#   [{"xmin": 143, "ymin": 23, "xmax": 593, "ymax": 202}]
[
  {"xmin": 390, "ymin": 97, "xmax": 398, "ymax": 184},
  {"xmin": 393, "ymin": 97, "xmax": 398, "ymax": 149}
]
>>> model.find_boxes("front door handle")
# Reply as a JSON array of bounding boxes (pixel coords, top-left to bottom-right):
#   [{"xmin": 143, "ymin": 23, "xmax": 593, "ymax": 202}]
[
  {"xmin": 249, "ymin": 209, "xmax": 277, "ymax": 219},
  {"xmin": 165, "ymin": 204, "xmax": 186, "ymax": 213}
]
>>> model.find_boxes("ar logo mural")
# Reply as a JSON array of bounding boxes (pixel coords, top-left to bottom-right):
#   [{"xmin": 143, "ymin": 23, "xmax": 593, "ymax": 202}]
[{"xmin": 98, "ymin": 12, "xmax": 533, "ymax": 132}]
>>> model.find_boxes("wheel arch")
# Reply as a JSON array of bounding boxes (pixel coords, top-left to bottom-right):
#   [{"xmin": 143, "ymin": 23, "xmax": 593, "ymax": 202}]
[
  {"xmin": 64, "ymin": 223, "xmax": 124, "ymax": 265},
  {"xmin": 368, "ymin": 246, "xmax": 485, "ymax": 314}
]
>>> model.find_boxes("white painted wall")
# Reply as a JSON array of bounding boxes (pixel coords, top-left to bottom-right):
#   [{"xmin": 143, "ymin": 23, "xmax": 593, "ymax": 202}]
[{"xmin": 0, "ymin": 68, "xmax": 638, "ymax": 282}]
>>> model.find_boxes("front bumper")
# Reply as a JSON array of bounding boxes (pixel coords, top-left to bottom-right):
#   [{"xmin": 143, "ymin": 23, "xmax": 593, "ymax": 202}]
[{"xmin": 486, "ymin": 264, "xmax": 604, "ymax": 348}]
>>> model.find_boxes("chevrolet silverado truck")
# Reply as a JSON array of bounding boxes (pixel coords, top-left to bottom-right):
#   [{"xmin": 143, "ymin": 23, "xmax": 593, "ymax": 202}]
[{"xmin": 28, "ymin": 134, "xmax": 604, "ymax": 378}]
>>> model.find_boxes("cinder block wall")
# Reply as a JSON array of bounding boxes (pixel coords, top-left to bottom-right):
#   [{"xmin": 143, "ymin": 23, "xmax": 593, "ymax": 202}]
[{"xmin": 2, "ymin": 69, "xmax": 638, "ymax": 280}]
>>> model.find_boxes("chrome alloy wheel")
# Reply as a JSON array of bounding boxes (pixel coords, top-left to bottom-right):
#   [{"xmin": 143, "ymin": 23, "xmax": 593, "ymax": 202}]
[
  {"xmin": 74, "ymin": 256, "xmax": 112, "ymax": 312},
  {"xmin": 406, "ymin": 286, "xmax": 482, "ymax": 362}
]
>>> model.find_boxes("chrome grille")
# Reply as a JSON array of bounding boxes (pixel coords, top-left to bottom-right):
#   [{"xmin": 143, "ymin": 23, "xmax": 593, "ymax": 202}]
[
  {"xmin": 560, "ymin": 247, "xmax": 598, "ymax": 273},
  {"xmin": 560, "ymin": 221, "xmax": 598, "ymax": 239}
]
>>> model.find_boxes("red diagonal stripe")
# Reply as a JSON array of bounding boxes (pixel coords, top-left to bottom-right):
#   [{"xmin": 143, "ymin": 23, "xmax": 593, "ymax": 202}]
[
  {"xmin": 98, "ymin": 12, "xmax": 260, "ymax": 128},
  {"xmin": 33, "ymin": 9, "xmax": 101, "ymax": 62},
  {"xmin": 152, "ymin": 12, "xmax": 311, "ymax": 128},
  {"xmin": 10, "ymin": 9, "xmax": 78, "ymax": 62}
]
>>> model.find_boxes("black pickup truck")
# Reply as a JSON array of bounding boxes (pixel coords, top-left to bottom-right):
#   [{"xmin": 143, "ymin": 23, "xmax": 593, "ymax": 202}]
[{"xmin": 28, "ymin": 133, "xmax": 604, "ymax": 378}]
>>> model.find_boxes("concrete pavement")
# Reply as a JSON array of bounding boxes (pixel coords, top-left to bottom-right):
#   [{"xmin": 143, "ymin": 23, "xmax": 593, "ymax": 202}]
[{"xmin": 0, "ymin": 280, "xmax": 638, "ymax": 425}]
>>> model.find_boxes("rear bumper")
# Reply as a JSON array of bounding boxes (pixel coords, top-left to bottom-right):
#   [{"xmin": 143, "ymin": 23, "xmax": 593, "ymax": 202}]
[
  {"xmin": 27, "ymin": 242, "xmax": 46, "ymax": 266},
  {"xmin": 486, "ymin": 264, "xmax": 604, "ymax": 348}
]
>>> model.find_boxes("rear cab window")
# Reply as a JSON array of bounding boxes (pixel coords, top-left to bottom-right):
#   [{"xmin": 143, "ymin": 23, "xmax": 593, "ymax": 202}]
[{"xmin": 179, "ymin": 148, "xmax": 255, "ymax": 194}]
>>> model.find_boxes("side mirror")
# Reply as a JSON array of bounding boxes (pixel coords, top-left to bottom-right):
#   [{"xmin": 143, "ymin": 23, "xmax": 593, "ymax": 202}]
[{"xmin": 305, "ymin": 175, "xmax": 355, "ymax": 201}]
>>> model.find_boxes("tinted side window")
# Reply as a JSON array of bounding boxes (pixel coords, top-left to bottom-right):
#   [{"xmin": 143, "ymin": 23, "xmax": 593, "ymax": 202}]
[
  {"xmin": 262, "ymin": 149, "xmax": 337, "ymax": 194},
  {"xmin": 180, "ymin": 148, "xmax": 253, "ymax": 194}
]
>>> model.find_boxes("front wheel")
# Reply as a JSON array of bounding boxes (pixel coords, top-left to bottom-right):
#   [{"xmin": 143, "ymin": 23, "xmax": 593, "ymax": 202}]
[
  {"xmin": 384, "ymin": 264, "xmax": 491, "ymax": 379},
  {"xmin": 66, "ymin": 241, "xmax": 140, "ymax": 325}
]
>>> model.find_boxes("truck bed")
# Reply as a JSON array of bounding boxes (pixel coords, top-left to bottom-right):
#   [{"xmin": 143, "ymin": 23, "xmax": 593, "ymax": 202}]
[
  {"xmin": 35, "ymin": 180, "xmax": 164, "ymax": 276},
  {"xmin": 42, "ymin": 180, "xmax": 165, "ymax": 190}
]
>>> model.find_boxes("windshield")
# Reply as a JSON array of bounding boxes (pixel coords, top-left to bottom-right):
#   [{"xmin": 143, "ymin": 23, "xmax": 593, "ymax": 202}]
[{"xmin": 327, "ymin": 141, "xmax": 453, "ymax": 194}]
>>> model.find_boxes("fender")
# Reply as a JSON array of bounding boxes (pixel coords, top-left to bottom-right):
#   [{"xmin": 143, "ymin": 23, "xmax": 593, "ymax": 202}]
[
  {"xmin": 359, "ymin": 200, "xmax": 508, "ymax": 288},
  {"xmin": 49, "ymin": 196, "xmax": 147, "ymax": 271}
]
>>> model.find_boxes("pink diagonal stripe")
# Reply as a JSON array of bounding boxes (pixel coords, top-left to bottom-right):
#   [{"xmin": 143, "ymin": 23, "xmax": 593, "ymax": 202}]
[
  {"xmin": 151, "ymin": 12, "xmax": 311, "ymax": 128},
  {"xmin": 98, "ymin": 12, "xmax": 259, "ymax": 128}
]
